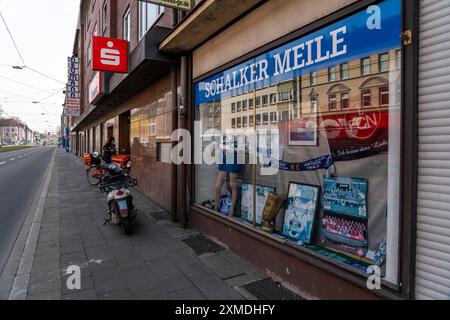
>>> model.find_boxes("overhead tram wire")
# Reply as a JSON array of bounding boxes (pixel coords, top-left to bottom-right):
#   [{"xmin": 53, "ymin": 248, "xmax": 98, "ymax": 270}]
[
  {"xmin": 34, "ymin": 87, "xmax": 65, "ymax": 103},
  {"xmin": 0, "ymin": 74, "xmax": 46, "ymax": 91},
  {"xmin": 25, "ymin": 67, "xmax": 66, "ymax": 85},
  {"xmin": 0, "ymin": 9, "xmax": 26, "ymax": 67},
  {"xmin": 1, "ymin": 10, "xmax": 65, "ymax": 85}
]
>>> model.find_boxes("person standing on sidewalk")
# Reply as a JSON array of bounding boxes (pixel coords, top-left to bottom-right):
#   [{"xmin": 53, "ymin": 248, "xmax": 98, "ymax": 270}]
[{"xmin": 103, "ymin": 137, "xmax": 117, "ymax": 164}]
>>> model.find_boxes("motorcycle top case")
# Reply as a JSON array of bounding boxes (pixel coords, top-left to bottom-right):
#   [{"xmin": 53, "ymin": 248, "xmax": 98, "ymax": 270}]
[
  {"xmin": 111, "ymin": 154, "xmax": 130, "ymax": 167},
  {"xmin": 83, "ymin": 153, "xmax": 92, "ymax": 166}
]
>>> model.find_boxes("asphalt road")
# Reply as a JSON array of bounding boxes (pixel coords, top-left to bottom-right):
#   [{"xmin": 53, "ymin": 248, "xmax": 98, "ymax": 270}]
[{"xmin": 0, "ymin": 146, "xmax": 55, "ymax": 275}]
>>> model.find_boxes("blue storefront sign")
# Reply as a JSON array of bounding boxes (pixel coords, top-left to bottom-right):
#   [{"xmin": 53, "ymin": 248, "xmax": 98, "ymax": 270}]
[{"xmin": 195, "ymin": 0, "xmax": 401, "ymax": 106}]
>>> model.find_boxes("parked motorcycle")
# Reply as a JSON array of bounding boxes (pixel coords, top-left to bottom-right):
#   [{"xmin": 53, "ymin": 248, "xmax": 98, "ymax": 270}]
[
  {"xmin": 85, "ymin": 152, "xmax": 132, "ymax": 186},
  {"xmin": 99, "ymin": 162, "xmax": 138, "ymax": 235}
]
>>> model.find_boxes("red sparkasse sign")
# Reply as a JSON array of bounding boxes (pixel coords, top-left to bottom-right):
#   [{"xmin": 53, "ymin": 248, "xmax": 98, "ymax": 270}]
[{"xmin": 92, "ymin": 36, "xmax": 129, "ymax": 73}]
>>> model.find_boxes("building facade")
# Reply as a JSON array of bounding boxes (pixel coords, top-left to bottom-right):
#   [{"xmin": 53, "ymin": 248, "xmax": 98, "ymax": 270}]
[
  {"xmin": 70, "ymin": 0, "xmax": 186, "ymax": 213},
  {"xmin": 66, "ymin": 0, "xmax": 450, "ymax": 300},
  {"xmin": 0, "ymin": 118, "xmax": 29, "ymax": 145}
]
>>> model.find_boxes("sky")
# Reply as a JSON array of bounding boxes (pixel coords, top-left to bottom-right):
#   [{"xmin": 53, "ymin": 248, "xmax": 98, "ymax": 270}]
[{"xmin": 0, "ymin": 0, "xmax": 79, "ymax": 134}]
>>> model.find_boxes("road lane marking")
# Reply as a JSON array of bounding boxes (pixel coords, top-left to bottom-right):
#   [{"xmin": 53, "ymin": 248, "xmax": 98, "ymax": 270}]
[
  {"xmin": 0, "ymin": 162, "xmax": 6, "ymax": 165},
  {"xmin": 9, "ymin": 158, "xmax": 16, "ymax": 161}
]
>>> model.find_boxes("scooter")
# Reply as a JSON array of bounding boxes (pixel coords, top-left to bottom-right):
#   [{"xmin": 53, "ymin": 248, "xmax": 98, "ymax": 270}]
[{"xmin": 99, "ymin": 162, "xmax": 138, "ymax": 235}]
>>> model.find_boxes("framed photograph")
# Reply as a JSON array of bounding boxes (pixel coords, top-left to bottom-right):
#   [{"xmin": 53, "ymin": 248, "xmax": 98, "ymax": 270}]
[
  {"xmin": 322, "ymin": 176, "xmax": 368, "ymax": 218},
  {"xmin": 240, "ymin": 183, "xmax": 276, "ymax": 225},
  {"xmin": 281, "ymin": 182, "xmax": 320, "ymax": 244}
]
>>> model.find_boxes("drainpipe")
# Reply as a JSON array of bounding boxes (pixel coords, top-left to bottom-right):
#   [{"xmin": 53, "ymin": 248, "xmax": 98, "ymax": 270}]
[
  {"xmin": 171, "ymin": 66, "xmax": 178, "ymax": 223},
  {"xmin": 178, "ymin": 55, "xmax": 189, "ymax": 228}
]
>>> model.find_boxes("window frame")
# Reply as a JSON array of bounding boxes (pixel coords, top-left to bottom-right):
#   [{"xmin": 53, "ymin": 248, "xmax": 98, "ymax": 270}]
[
  {"xmin": 102, "ymin": 0, "xmax": 108, "ymax": 34},
  {"xmin": 191, "ymin": 0, "xmax": 416, "ymax": 300},
  {"xmin": 123, "ymin": 7, "xmax": 131, "ymax": 42},
  {"xmin": 361, "ymin": 57, "xmax": 371, "ymax": 76},
  {"xmin": 310, "ymin": 72, "xmax": 317, "ymax": 86},
  {"xmin": 340, "ymin": 63, "xmax": 349, "ymax": 80},
  {"xmin": 361, "ymin": 88, "xmax": 371, "ymax": 108},
  {"xmin": 379, "ymin": 52, "xmax": 390, "ymax": 72},
  {"xmin": 379, "ymin": 86, "xmax": 389, "ymax": 107},
  {"xmin": 328, "ymin": 66, "xmax": 337, "ymax": 82},
  {"xmin": 138, "ymin": 1, "xmax": 164, "ymax": 40},
  {"xmin": 328, "ymin": 93, "xmax": 338, "ymax": 110},
  {"xmin": 341, "ymin": 92, "xmax": 350, "ymax": 109}
]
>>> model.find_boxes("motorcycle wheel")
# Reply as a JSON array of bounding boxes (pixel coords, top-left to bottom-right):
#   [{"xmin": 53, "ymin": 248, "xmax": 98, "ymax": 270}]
[
  {"xmin": 122, "ymin": 217, "xmax": 132, "ymax": 236},
  {"xmin": 87, "ymin": 166, "xmax": 102, "ymax": 186}
]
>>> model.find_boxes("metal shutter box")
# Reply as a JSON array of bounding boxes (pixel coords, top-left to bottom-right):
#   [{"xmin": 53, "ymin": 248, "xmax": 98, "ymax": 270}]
[{"xmin": 416, "ymin": 0, "xmax": 450, "ymax": 300}]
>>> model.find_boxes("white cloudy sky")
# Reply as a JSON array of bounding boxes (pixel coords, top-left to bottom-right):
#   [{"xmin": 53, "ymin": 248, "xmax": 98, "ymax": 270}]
[{"xmin": 0, "ymin": 0, "xmax": 79, "ymax": 133}]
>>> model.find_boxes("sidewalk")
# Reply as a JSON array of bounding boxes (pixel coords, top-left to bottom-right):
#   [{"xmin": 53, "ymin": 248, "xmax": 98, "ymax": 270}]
[{"xmin": 2, "ymin": 149, "xmax": 267, "ymax": 300}]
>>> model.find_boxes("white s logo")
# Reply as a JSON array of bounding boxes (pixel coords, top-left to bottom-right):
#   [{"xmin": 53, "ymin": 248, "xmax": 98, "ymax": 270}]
[{"xmin": 101, "ymin": 41, "xmax": 120, "ymax": 66}]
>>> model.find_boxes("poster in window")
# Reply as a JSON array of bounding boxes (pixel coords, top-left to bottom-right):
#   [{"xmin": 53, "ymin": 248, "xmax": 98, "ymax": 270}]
[
  {"xmin": 322, "ymin": 176, "xmax": 368, "ymax": 218},
  {"xmin": 282, "ymin": 183, "xmax": 320, "ymax": 244},
  {"xmin": 240, "ymin": 184, "xmax": 276, "ymax": 225}
]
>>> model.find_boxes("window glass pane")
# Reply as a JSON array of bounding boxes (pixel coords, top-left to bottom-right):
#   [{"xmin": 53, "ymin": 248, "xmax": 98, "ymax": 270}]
[
  {"xmin": 361, "ymin": 89, "xmax": 371, "ymax": 107},
  {"xmin": 362, "ymin": 57, "xmax": 371, "ymax": 75},
  {"xmin": 328, "ymin": 67, "xmax": 336, "ymax": 82},
  {"xmin": 340, "ymin": 63, "xmax": 349, "ymax": 80},
  {"xmin": 341, "ymin": 92, "xmax": 349, "ymax": 109},
  {"xmin": 194, "ymin": 0, "xmax": 402, "ymax": 283},
  {"xmin": 379, "ymin": 53, "xmax": 389, "ymax": 72}
]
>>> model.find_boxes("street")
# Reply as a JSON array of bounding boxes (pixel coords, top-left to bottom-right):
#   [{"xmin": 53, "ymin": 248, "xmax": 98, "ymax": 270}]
[{"xmin": 0, "ymin": 147, "xmax": 54, "ymax": 275}]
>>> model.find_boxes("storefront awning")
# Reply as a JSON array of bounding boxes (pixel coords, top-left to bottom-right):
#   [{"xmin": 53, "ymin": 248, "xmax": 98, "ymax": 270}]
[
  {"xmin": 159, "ymin": 0, "xmax": 265, "ymax": 52},
  {"xmin": 73, "ymin": 26, "xmax": 178, "ymax": 132}
]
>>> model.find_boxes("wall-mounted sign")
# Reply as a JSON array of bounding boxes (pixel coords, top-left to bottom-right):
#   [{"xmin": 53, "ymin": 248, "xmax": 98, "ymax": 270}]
[
  {"xmin": 66, "ymin": 56, "xmax": 80, "ymax": 116},
  {"xmin": 92, "ymin": 36, "xmax": 129, "ymax": 73},
  {"xmin": 140, "ymin": 0, "xmax": 193, "ymax": 12},
  {"xmin": 89, "ymin": 71, "xmax": 105, "ymax": 105}
]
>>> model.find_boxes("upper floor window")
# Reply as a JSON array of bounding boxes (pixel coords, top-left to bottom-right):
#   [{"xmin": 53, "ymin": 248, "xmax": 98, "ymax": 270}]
[
  {"xmin": 361, "ymin": 89, "xmax": 371, "ymax": 107},
  {"xmin": 328, "ymin": 66, "xmax": 337, "ymax": 82},
  {"xmin": 236, "ymin": 101, "xmax": 242, "ymax": 112},
  {"xmin": 248, "ymin": 98, "xmax": 254, "ymax": 110},
  {"xmin": 340, "ymin": 63, "xmax": 349, "ymax": 80},
  {"xmin": 341, "ymin": 92, "xmax": 350, "ymax": 109},
  {"xmin": 361, "ymin": 57, "xmax": 371, "ymax": 76},
  {"xmin": 379, "ymin": 53, "xmax": 389, "ymax": 72},
  {"xmin": 310, "ymin": 72, "xmax": 317, "ymax": 86},
  {"xmin": 123, "ymin": 8, "xmax": 131, "ymax": 41},
  {"xmin": 328, "ymin": 94, "xmax": 337, "ymax": 110},
  {"xmin": 87, "ymin": 42, "xmax": 92, "ymax": 65},
  {"xmin": 139, "ymin": 2, "xmax": 164, "ymax": 40},
  {"xmin": 379, "ymin": 86, "xmax": 389, "ymax": 107},
  {"xmin": 102, "ymin": 1, "xmax": 108, "ymax": 34}
]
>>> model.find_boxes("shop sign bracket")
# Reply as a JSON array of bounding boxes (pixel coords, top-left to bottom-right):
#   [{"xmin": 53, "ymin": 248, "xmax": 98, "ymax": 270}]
[{"xmin": 401, "ymin": 30, "xmax": 412, "ymax": 45}]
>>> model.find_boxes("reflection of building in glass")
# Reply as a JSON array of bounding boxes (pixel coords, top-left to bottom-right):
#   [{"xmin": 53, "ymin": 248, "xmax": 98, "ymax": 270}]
[
  {"xmin": 220, "ymin": 79, "xmax": 299, "ymax": 131},
  {"xmin": 300, "ymin": 49, "xmax": 401, "ymax": 116}
]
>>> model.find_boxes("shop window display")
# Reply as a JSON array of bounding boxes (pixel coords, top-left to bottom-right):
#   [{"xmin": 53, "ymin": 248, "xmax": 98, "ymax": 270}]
[{"xmin": 194, "ymin": 0, "xmax": 402, "ymax": 283}]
